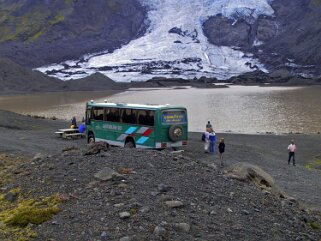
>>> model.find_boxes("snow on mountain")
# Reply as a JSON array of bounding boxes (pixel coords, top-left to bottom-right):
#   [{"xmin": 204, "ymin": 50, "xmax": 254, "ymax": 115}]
[{"xmin": 37, "ymin": 0, "xmax": 274, "ymax": 81}]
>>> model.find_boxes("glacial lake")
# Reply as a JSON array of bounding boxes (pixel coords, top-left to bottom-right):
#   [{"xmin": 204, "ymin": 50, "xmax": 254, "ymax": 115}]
[{"xmin": 0, "ymin": 85, "xmax": 320, "ymax": 134}]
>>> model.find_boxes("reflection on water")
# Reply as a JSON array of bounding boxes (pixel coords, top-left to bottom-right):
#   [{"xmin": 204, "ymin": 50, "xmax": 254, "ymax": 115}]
[{"xmin": 0, "ymin": 86, "xmax": 320, "ymax": 133}]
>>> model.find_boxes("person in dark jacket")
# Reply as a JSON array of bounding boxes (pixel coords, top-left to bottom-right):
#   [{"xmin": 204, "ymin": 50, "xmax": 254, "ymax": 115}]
[
  {"xmin": 218, "ymin": 138, "xmax": 225, "ymax": 167},
  {"xmin": 71, "ymin": 116, "xmax": 78, "ymax": 129}
]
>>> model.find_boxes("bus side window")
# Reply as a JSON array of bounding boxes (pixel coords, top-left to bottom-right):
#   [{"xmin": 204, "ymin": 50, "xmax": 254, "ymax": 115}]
[
  {"xmin": 106, "ymin": 108, "xmax": 112, "ymax": 122},
  {"xmin": 106, "ymin": 108, "xmax": 119, "ymax": 122},
  {"xmin": 147, "ymin": 111, "xmax": 155, "ymax": 126},
  {"xmin": 138, "ymin": 110, "xmax": 146, "ymax": 125},
  {"xmin": 122, "ymin": 109, "xmax": 137, "ymax": 124},
  {"xmin": 137, "ymin": 110, "xmax": 154, "ymax": 126}
]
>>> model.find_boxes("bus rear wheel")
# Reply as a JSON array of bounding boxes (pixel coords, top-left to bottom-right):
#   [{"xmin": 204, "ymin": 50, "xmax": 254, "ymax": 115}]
[
  {"xmin": 88, "ymin": 133, "xmax": 95, "ymax": 144},
  {"xmin": 125, "ymin": 140, "xmax": 135, "ymax": 148}
]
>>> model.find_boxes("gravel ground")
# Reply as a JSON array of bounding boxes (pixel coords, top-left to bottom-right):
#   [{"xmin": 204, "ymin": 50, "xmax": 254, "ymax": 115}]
[{"xmin": 0, "ymin": 110, "xmax": 321, "ymax": 240}]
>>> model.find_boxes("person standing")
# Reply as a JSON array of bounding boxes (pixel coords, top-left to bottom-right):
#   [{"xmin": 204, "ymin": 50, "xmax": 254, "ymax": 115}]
[
  {"xmin": 288, "ymin": 140, "xmax": 296, "ymax": 166},
  {"xmin": 206, "ymin": 121, "xmax": 212, "ymax": 129},
  {"xmin": 204, "ymin": 129, "xmax": 210, "ymax": 153},
  {"xmin": 209, "ymin": 130, "xmax": 216, "ymax": 154},
  {"xmin": 218, "ymin": 138, "xmax": 225, "ymax": 167},
  {"xmin": 71, "ymin": 116, "xmax": 78, "ymax": 129}
]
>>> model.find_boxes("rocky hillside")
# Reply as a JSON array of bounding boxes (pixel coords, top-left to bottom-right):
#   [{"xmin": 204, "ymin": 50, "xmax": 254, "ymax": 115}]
[
  {"xmin": 203, "ymin": 0, "xmax": 321, "ymax": 77},
  {"xmin": 1, "ymin": 144, "xmax": 320, "ymax": 241},
  {"xmin": 0, "ymin": 57, "xmax": 62, "ymax": 93},
  {"xmin": 0, "ymin": 0, "xmax": 146, "ymax": 67}
]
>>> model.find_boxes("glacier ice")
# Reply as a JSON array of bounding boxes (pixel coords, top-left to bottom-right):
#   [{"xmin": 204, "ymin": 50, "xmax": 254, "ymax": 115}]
[{"xmin": 37, "ymin": 0, "xmax": 274, "ymax": 81}]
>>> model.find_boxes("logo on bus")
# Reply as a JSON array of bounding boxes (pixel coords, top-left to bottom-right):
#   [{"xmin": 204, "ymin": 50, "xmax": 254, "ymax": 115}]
[{"xmin": 162, "ymin": 112, "xmax": 186, "ymax": 124}]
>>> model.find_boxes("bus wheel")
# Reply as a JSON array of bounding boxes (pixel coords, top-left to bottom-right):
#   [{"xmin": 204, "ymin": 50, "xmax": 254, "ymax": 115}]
[
  {"xmin": 125, "ymin": 140, "xmax": 135, "ymax": 148},
  {"xmin": 168, "ymin": 125, "xmax": 184, "ymax": 142},
  {"xmin": 88, "ymin": 133, "xmax": 95, "ymax": 144}
]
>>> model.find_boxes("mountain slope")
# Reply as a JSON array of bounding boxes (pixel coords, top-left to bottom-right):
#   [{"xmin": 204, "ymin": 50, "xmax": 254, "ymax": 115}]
[
  {"xmin": 0, "ymin": 0, "xmax": 320, "ymax": 81},
  {"xmin": 0, "ymin": 0, "xmax": 147, "ymax": 67},
  {"xmin": 0, "ymin": 57, "xmax": 62, "ymax": 93},
  {"xmin": 203, "ymin": 0, "xmax": 321, "ymax": 77}
]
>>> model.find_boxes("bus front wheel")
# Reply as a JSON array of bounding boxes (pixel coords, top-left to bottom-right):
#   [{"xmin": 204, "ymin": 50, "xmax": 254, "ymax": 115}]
[{"xmin": 88, "ymin": 133, "xmax": 95, "ymax": 144}]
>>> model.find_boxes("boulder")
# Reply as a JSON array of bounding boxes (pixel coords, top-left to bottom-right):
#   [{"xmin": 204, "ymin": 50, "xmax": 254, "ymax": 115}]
[
  {"xmin": 83, "ymin": 142, "xmax": 109, "ymax": 155},
  {"xmin": 94, "ymin": 167, "xmax": 123, "ymax": 181},
  {"xmin": 225, "ymin": 162, "xmax": 285, "ymax": 197}
]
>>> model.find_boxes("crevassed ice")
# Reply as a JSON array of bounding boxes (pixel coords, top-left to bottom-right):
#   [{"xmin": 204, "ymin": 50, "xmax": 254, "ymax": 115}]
[{"xmin": 37, "ymin": 0, "xmax": 274, "ymax": 81}]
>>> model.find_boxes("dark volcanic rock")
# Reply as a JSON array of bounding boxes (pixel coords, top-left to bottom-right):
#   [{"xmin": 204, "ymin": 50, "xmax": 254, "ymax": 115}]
[
  {"xmin": 227, "ymin": 70, "xmax": 320, "ymax": 85},
  {"xmin": 203, "ymin": 0, "xmax": 321, "ymax": 77},
  {"xmin": 0, "ymin": 0, "xmax": 147, "ymax": 68}
]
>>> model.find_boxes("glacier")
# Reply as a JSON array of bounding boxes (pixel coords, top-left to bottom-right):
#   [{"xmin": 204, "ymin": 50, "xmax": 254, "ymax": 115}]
[{"xmin": 37, "ymin": 0, "xmax": 274, "ymax": 82}]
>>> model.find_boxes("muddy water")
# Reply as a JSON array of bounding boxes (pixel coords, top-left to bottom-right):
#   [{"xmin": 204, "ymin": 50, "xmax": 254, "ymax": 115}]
[{"xmin": 0, "ymin": 86, "xmax": 320, "ymax": 133}]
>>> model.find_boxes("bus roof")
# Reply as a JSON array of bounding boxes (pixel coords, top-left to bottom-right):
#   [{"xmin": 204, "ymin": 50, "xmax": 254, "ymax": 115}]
[{"xmin": 86, "ymin": 101, "xmax": 186, "ymax": 110}]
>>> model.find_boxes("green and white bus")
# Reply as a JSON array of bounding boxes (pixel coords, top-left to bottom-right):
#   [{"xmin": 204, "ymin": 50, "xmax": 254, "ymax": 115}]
[{"xmin": 85, "ymin": 101, "xmax": 188, "ymax": 149}]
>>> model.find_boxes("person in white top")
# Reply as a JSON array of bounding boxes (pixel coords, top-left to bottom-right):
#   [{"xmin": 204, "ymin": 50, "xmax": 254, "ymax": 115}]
[{"xmin": 287, "ymin": 140, "xmax": 297, "ymax": 166}]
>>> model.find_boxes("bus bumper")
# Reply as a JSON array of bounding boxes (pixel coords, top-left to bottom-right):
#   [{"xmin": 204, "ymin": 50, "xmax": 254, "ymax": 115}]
[{"xmin": 156, "ymin": 141, "xmax": 187, "ymax": 148}]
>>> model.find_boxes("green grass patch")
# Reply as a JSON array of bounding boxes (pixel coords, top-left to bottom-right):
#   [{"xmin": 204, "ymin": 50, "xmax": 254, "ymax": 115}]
[
  {"xmin": 304, "ymin": 157, "xmax": 321, "ymax": 170},
  {"xmin": 0, "ymin": 192, "xmax": 62, "ymax": 240},
  {"xmin": 129, "ymin": 208, "xmax": 137, "ymax": 216},
  {"xmin": 0, "ymin": 154, "xmax": 63, "ymax": 240},
  {"xmin": 49, "ymin": 13, "xmax": 65, "ymax": 25},
  {"xmin": 308, "ymin": 221, "xmax": 321, "ymax": 230}
]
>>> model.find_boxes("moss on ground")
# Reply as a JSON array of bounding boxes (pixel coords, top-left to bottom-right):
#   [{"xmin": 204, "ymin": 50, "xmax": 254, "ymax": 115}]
[
  {"xmin": 305, "ymin": 155, "xmax": 321, "ymax": 170},
  {"xmin": 0, "ymin": 2, "xmax": 74, "ymax": 43},
  {"xmin": 0, "ymin": 153, "xmax": 62, "ymax": 240}
]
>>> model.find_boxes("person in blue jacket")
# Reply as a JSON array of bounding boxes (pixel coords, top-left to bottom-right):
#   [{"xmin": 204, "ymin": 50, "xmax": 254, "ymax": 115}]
[{"xmin": 209, "ymin": 129, "xmax": 216, "ymax": 154}]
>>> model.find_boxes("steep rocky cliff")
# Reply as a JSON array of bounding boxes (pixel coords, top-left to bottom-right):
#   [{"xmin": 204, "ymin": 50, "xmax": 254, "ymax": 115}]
[{"xmin": 203, "ymin": 0, "xmax": 321, "ymax": 77}]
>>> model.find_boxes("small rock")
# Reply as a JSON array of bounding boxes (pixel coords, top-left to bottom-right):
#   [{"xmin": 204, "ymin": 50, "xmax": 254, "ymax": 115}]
[
  {"xmin": 114, "ymin": 203, "xmax": 125, "ymax": 208},
  {"xmin": 118, "ymin": 183, "xmax": 128, "ymax": 188},
  {"xmin": 172, "ymin": 223, "xmax": 191, "ymax": 233},
  {"xmin": 83, "ymin": 142, "xmax": 109, "ymax": 155},
  {"xmin": 119, "ymin": 212, "xmax": 130, "ymax": 219},
  {"xmin": 119, "ymin": 237, "xmax": 130, "ymax": 241},
  {"xmin": 4, "ymin": 192, "xmax": 18, "ymax": 202},
  {"xmin": 153, "ymin": 226, "xmax": 166, "ymax": 237},
  {"xmin": 94, "ymin": 167, "xmax": 123, "ymax": 181},
  {"xmin": 207, "ymin": 163, "xmax": 217, "ymax": 169},
  {"xmin": 32, "ymin": 153, "xmax": 43, "ymax": 162},
  {"xmin": 62, "ymin": 146, "xmax": 78, "ymax": 152},
  {"xmin": 227, "ymin": 208, "xmax": 233, "ymax": 213},
  {"xmin": 209, "ymin": 210, "xmax": 217, "ymax": 215},
  {"xmin": 241, "ymin": 210, "xmax": 250, "ymax": 215},
  {"xmin": 151, "ymin": 191, "xmax": 160, "ymax": 197},
  {"xmin": 165, "ymin": 200, "xmax": 184, "ymax": 208},
  {"xmin": 139, "ymin": 206, "xmax": 150, "ymax": 213},
  {"xmin": 158, "ymin": 183, "xmax": 170, "ymax": 193},
  {"xmin": 254, "ymin": 208, "xmax": 260, "ymax": 212}
]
